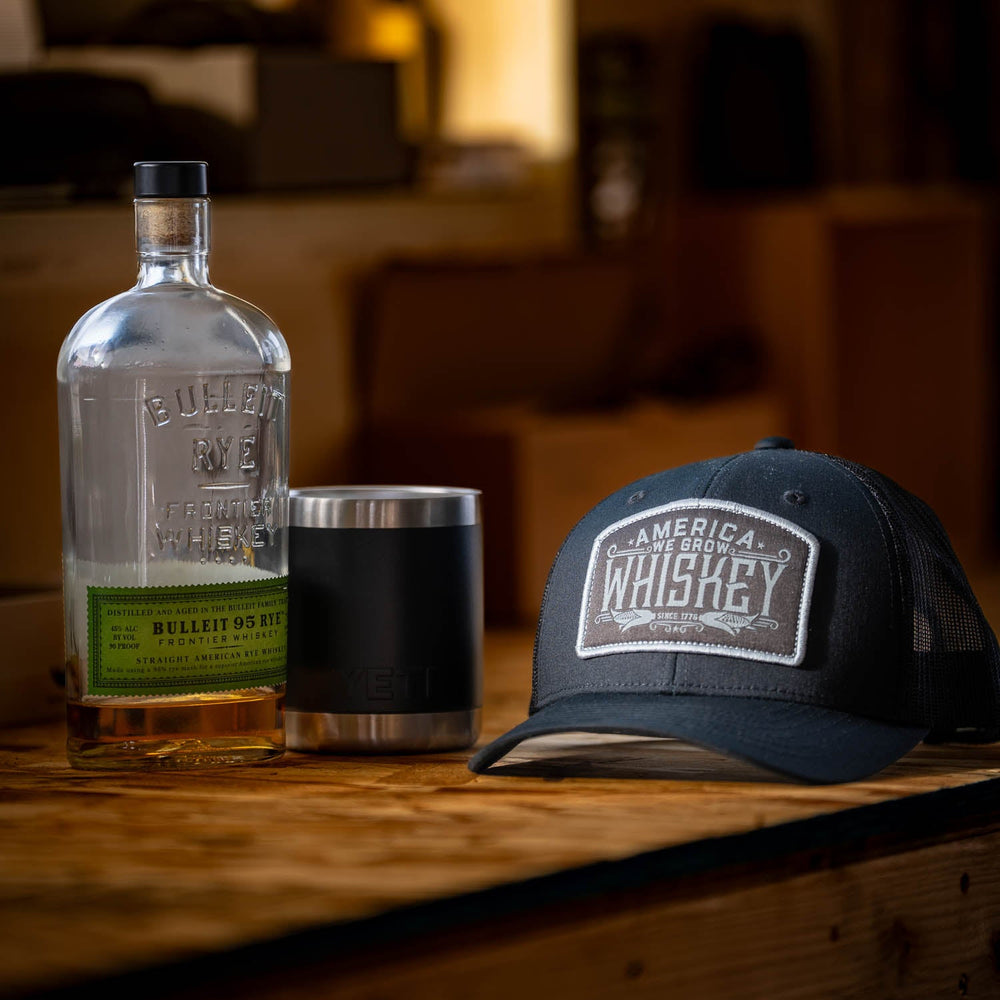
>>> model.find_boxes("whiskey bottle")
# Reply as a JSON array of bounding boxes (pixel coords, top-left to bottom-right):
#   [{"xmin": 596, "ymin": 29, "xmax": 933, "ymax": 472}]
[{"xmin": 57, "ymin": 161, "xmax": 291, "ymax": 769}]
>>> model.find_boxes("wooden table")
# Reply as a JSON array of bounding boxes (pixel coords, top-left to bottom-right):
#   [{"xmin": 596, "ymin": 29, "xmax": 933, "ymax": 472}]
[{"xmin": 3, "ymin": 630, "xmax": 1000, "ymax": 1000}]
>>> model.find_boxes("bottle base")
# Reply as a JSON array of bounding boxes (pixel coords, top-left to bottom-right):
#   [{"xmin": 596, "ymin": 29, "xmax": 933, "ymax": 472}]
[
  {"xmin": 66, "ymin": 737, "xmax": 284, "ymax": 771},
  {"xmin": 66, "ymin": 691, "xmax": 285, "ymax": 770}
]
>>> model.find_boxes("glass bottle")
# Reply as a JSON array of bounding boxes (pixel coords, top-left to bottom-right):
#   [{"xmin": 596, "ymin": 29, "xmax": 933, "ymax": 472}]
[{"xmin": 57, "ymin": 161, "xmax": 291, "ymax": 769}]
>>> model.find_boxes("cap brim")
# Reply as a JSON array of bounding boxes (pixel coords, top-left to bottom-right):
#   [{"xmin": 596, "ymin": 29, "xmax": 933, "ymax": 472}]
[{"xmin": 468, "ymin": 693, "xmax": 929, "ymax": 784}]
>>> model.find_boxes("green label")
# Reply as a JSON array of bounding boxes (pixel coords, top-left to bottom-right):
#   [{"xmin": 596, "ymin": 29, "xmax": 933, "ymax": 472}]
[{"xmin": 87, "ymin": 577, "xmax": 288, "ymax": 696}]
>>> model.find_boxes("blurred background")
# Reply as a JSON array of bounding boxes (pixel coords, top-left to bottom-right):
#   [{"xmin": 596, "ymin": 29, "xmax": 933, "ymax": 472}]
[{"xmin": 2, "ymin": 0, "xmax": 999, "ymax": 706}]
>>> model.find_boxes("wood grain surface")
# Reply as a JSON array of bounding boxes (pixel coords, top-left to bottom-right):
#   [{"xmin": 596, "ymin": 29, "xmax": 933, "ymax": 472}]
[{"xmin": 3, "ymin": 630, "xmax": 1000, "ymax": 999}]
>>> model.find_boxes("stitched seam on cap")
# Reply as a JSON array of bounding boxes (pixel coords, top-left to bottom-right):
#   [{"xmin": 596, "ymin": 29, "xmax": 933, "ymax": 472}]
[
  {"xmin": 698, "ymin": 452, "xmax": 744, "ymax": 498},
  {"xmin": 822, "ymin": 454, "xmax": 900, "ymax": 624},
  {"xmin": 823, "ymin": 455, "xmax": 916, "ymax": 720}
]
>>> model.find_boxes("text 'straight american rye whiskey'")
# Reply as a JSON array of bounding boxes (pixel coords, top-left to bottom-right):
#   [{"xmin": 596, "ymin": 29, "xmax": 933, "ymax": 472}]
[{"xmin": 57, "ymin": 161, "xmax": 291, "ymax": 769}]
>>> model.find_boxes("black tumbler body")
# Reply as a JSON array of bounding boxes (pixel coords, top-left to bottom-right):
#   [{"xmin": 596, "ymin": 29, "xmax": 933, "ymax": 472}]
[{"xmin": 286, "ymin": 487, "xmax": 482, "ymax": 752}]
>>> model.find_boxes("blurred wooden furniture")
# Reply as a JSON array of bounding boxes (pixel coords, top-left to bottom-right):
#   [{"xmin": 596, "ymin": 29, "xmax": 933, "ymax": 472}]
[
  {"xmin": 4, "ymin": 629, "xmax": 1000, "ymax": 1000},
  {"xmin": 352, "ymin": 253, "xmax": 788, "ymax": 624},
  {"xmin": 673, "ymin": 187, "xmax": 995, "ymax": 569},
  {"xmin": 0, "ymin": 181, "xmax": 573, "ymax": 594}
]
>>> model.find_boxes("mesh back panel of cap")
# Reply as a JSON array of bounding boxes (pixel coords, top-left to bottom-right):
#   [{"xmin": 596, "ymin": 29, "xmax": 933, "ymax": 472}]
[{"xmin": 828, "ymin": 456, "xmax": 1000, "ymax": 741}]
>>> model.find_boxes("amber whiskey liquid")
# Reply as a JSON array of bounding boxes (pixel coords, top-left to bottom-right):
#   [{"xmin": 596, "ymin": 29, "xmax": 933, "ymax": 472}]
[{"xmin": 66, "ymin": 690, "xmax": 284, "ymax": 770}]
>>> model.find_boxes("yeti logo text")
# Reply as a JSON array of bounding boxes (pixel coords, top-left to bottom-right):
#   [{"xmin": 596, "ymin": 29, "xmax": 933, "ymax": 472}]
[{"xmin": 576, "ymin": 500, "xmax": 818, "ymax": 665}]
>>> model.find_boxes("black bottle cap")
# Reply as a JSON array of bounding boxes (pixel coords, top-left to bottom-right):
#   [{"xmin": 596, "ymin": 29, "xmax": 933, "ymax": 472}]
[{"xmin": 133, "ymin": 161, "xmax": 209, "ymax": 198}]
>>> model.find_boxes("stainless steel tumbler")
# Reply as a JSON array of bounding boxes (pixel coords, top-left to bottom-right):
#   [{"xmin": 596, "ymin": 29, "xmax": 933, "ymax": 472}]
[{"xmin": 286, "ymin": 486, "xmax": 483, "ymax": 752}]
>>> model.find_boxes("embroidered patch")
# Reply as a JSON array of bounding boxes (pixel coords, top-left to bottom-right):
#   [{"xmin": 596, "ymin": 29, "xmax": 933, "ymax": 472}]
[{"xmin": 576, "ymin": 500, "xmax": 818, "ymax": 665}]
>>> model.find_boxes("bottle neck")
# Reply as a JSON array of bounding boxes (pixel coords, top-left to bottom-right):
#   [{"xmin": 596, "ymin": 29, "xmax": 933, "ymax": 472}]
[{"xmin": 134, "ymin": 197, "xmax": 211, "ymax": 288}]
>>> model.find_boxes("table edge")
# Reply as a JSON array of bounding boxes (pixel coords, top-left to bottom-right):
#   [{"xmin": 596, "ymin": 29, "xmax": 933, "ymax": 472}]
[{"xmin": 12, "ymin": 772, "xmax": 1000, "ymax": 1000}]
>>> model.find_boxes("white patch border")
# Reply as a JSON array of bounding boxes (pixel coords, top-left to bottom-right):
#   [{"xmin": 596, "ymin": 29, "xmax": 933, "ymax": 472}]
[{"xmin": 576, "ymin": 498, "xmax": 819, "ymax": 666}]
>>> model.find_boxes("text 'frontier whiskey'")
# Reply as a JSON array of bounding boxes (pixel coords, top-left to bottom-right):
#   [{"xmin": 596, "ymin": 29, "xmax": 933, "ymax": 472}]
[{"xmin": 57, "ymin": 161, "xmax": 291, "ymax": 769}]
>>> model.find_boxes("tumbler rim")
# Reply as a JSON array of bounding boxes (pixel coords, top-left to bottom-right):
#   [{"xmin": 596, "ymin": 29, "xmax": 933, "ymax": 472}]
[{"xmin": 290, "ymin": 485, "xmax": 481, "ymax": 529}]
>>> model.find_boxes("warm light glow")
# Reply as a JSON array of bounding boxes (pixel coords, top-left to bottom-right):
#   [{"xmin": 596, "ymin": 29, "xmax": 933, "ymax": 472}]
[
  {"xmin": 427, "ymin": 0, "xmax": 573, "ymax": 159},
  {"xmin": 364, "ymin": 6, "xmax": 423, "ymax": 58},
  {"xmin": 329, "ymin": 0, "xmax": 424, "ymax": 60}
]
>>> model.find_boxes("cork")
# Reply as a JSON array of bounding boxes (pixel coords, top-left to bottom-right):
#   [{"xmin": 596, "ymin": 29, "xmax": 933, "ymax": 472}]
[{"xmin": 135, "ymin": 198, "xmax": 210, "ymax": 255}]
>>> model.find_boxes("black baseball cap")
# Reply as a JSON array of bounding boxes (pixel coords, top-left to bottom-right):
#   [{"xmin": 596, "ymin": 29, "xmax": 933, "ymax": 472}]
[{"xmin": 469, "ymin": 438, "xmax": 1000, "ymax": 783}]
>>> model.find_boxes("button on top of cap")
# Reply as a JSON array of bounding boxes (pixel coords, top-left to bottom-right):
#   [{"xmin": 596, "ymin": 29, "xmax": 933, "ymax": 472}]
[{"xmin": 754, "ymin": 436, "xmax": 796, "ymax": 450}]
